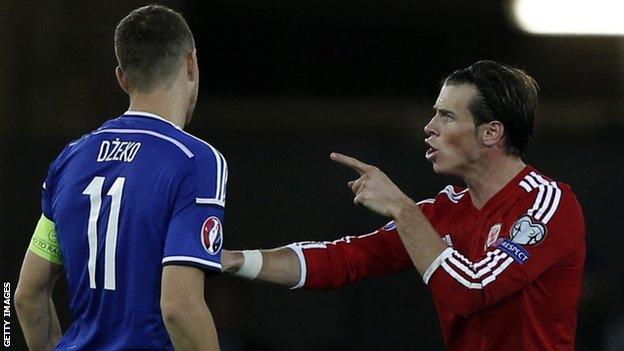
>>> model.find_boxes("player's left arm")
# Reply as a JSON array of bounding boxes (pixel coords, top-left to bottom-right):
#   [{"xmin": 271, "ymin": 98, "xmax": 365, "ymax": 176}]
[{"xmin": 15, "ymin": 218, "xmax": 63, "ymax": 351}]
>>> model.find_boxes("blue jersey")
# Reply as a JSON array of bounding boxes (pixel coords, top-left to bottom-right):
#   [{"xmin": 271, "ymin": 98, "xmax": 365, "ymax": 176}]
[{"xmin": 41, "ymin": 111, "xmax": 227, "ymax": 350}]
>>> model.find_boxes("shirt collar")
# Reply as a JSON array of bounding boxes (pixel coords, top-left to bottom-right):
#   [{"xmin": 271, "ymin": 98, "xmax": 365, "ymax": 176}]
[{"xmin": 123, "ymin": 110, "xmax": 182, "ymax": 129}]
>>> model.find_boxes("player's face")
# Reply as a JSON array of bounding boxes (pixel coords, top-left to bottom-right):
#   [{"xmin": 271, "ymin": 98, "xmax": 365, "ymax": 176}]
[{"xmin": 424, "ymin": 84, "xmax": 483, "ymax": 177}]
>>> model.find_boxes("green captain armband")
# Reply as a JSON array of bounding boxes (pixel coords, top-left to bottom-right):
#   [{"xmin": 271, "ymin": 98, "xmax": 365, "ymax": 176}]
[{"xmin": 29, "ymin": 214, "xmax": 63, "ymax": 265}]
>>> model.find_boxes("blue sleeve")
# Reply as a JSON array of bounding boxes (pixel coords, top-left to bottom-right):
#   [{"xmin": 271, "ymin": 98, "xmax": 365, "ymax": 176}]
[
  {"xmin": 162, "ymin": 156, "xmax": 226, "ymax": 273},
  {"xmin": 41, "ymin": 141, "xmax": 79, "ymax": 220},
  {"xmin": 194, "ymin": 144, "xmax": 228, "ymax": 207}
]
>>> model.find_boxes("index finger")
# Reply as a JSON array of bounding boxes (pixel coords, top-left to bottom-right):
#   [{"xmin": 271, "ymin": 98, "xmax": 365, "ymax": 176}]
[{"xmin": 330, "ymin": 152, "xmax": 370, "ymax": 175}]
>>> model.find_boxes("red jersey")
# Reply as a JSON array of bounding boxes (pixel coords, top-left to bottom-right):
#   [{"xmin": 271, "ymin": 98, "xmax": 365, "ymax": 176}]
[{"xmin": 288, "ymin": 166, "xmax": 585, "ymax": 351}]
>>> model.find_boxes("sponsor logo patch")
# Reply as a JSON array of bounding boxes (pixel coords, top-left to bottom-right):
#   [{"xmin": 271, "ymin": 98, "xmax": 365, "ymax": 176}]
[
  {"xmin": 201, "ymin": 217, "xmax": 223, "ymax": 255},
  {"xmin": 484, "ymin": 223, "xmax": 502, "ymax": 249},
  {"xmin": 510, "ymin": 215, "xmax": 547, "ymax": 245},
  {"xmin": 496, "ymin": 239, "xmax": 530, "ymax": 264}
]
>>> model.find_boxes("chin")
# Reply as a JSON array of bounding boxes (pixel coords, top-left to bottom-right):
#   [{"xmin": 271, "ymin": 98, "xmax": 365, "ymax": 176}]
[
  {"xmin": 432, "ymin": 162, "xmax": 461, "ymax": 178},
  {"xmin": 431, "ymin": 162, "xmax": 440, "ymax": 173},
  {"xmin": 432, "ymin": 163, "xmax": 448, "ymax": 175}
]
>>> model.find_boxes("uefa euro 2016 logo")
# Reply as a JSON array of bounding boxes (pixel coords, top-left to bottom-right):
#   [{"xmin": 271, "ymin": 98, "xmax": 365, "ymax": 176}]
[{"xmin": 201, "ymin": 217, "xmax": 223, "ymax": 255}]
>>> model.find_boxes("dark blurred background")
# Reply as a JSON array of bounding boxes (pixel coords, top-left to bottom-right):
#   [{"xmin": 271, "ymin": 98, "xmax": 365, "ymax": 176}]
[{"xmin": 1, "ymin": 0, "xmax": 623, "ymax": 350}]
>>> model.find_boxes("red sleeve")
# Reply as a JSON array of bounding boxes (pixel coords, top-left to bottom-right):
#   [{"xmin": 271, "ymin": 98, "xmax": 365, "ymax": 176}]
[
  {"xmin": 289, "ymin": 199, "xmax": 436, "ymax": 289},
  {"xmin": 424, "ymin": 187, "xmax": 585, "ymax": 317}
]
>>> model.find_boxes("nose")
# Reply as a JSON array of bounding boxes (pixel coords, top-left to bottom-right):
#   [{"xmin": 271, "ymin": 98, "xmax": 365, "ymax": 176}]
[{"xmin": 424, "ymin": 117, "xmax": 438, "ymax": 137}]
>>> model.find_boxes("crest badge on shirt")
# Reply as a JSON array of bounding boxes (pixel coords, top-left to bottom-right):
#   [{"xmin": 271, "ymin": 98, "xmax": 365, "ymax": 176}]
[
  {"xmin": 484, "ymin": 223, "xmax": 502, "ymax": 249},
  {"xmin": 201, "ymin": 216, "xmax": 223, "ymax": 255},
  {"xmin": 510, "ymin": 215, "xmax": 547, "ymax": 245}
]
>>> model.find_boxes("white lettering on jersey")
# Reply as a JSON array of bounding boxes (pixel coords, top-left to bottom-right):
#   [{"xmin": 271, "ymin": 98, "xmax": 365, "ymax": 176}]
[{"xmin": 97, "ymin": 138, "xmax": 142, "ymax": 163}]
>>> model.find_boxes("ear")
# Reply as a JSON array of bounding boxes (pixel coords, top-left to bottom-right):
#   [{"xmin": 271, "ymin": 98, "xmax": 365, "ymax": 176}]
[
  {"xmin": 480, "ymin": 121, "xmax": 505, "ymax": 148},
  {"xmin": 115, "ymin": 66, "xmax": 130, "ymax": 94},
  {"xmin": 186, "ymin": 49, "xmax": 198, "ymax": 81}
]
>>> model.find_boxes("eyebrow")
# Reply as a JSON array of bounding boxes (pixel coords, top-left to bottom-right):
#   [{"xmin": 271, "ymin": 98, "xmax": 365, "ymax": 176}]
[{"xmin": 433, "ymin": 107, "xmax": 456, "ymax": 116}]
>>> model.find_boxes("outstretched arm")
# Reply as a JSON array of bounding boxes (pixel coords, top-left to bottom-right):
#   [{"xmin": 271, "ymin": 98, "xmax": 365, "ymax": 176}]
[
  {"xmin": 223, "ymin": 220, "xmax": 414, "ymax": 290},
  {"xmin": 222, "ymin": 247, "xmax": 301, "ymax": 287},
  {"xmin": 15, "ymin": 250, "xmax": 63, "ymax": 351}
]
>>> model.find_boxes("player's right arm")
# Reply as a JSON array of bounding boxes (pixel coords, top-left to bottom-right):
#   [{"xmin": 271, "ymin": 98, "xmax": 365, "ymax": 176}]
[{"xmin": 160, "ymin": 148, "xmax": 227, "ymax": 350}]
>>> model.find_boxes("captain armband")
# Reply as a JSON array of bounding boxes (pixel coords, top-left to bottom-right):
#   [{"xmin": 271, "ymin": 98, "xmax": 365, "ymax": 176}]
[{"xmin": 29, "ymin": 214, "xmax": 64, "ymax": 265}]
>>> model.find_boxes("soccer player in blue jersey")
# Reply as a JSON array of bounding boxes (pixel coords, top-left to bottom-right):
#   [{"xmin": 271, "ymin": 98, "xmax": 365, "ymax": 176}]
[{"xmin": 15, "ymin": 5, "xmax": 225, "ymax": 350}]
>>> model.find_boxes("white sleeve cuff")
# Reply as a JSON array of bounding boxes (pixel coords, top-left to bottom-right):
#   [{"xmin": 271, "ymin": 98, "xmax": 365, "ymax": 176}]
[
  {"xmin": 423, "ymin": 247, "xmax": 454, "ymax": 284},
  {"xmin": 195, "ymin": 198, "xmax": 225, "ymax": 207},
  {"xmin": 286, "ymin": 244, "xmax": 307, "ymax": 289}
]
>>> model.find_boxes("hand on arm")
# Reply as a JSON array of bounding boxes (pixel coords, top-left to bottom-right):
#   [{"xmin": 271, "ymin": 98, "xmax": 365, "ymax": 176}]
[
  {"xmin": 15, "ymin": 250, "xmax": 62, "ymax": 351},
  {"xmin": 161, "ymin": 265, "xmax": 220, "ymax": 351},
  {"xmin": 329, "ymin": 152, "xmax": 448, "ymax": 276}
]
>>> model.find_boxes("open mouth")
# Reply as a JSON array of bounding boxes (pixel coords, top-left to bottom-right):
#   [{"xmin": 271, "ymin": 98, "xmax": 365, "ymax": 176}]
[{"xmin": 425, "ymin": 147, "xmax": 438, "ymax": 161}]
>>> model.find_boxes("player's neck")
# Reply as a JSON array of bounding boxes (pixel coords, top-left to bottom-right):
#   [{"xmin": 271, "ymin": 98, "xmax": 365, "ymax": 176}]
[
  {"xmin": 127, "ymin": 91, "xmax": 187, "ymax": 129},
  {"xmin": 464, "ymin": 155, "xmax": 526, "ymax": 210}
]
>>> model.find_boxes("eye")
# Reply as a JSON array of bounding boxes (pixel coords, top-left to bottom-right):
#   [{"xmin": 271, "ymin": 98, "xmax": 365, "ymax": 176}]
[{"xmin": 442, "ymin": 112, "xmax": 455, "ymax": 121}]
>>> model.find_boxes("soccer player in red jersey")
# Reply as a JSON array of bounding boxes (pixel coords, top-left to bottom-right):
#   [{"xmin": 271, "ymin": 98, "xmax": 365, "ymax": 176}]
[{"xmin": 222, "ymin": 60, "xmax": 585, "ymax": 351}]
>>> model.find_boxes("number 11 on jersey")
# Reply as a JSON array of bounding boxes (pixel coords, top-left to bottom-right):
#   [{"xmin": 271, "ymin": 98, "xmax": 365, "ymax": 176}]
[{"xmin": 82, "ymin": 176, "xmax": 126, "ymax": 290}]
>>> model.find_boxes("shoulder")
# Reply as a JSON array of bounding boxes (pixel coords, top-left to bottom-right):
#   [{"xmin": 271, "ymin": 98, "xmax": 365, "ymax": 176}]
[
  {"xmin": 171, "ymin": 129, "xmax": 226, "ymax": 166},
  {"xmin": 436, "ymin": 184, "xmax": 469, "ymax": 204},
  {"xmin": 170, "ymin": 130, "xmax": 228, "ymax": 206},
  {"xmin": 515, "ymin": 169, "xmax": 581, "ymax": 225},
  {"xmin": 511, "ymin": 168, "xmax": 585, "ymax": 248},
  {"xmin": 46, "ymin": 133, "xmax": 91, "ymax": 174},
  {"xmin": 414, "ymin": 184, "xmax": 468, "ymax": 220},
  {"xmin": 420, "ymin": 184, "xmax": 469, "ymax": 209}
]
